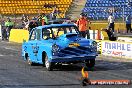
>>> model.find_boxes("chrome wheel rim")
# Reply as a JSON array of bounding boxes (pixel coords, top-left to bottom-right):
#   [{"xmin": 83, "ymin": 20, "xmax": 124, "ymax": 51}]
[
  {"xmin": 45, "ymin": 60, "xmax": 49, "ymax": 69},
  {"xmin": 27, "ymin": 57, "xmax": 31, "ymax": 65}
]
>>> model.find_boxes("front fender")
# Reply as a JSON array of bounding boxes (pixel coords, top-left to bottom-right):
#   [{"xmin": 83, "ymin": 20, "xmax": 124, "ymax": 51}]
[
  {"xmin": 38, "ymin": 44, "xmax": 53, "ymax": 61},
  {"xmin": 22, "ymin": 43, "xmax": 27, "ymax": 57}
]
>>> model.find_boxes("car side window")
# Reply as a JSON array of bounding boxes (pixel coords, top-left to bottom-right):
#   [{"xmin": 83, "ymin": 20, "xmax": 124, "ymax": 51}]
[
  {"xmin": 70, "ymin": 27, "xmax": 77, "ymax": 33},
  {"xmin": 36, "ymin": 29, "xmax": 41, "ymax": 40},
  {"xmin": 43, "ymin": 29, "xmax": 52, "ymax": 40},
  {"xmin": 30, "ymin": 29, "xmax": 36, "ymax": 40}
]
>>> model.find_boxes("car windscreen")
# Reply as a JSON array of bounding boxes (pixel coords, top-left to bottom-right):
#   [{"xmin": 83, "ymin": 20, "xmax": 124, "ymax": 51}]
[{"xmin": 42, "ymin": 26, "xmax": 80, "ymax": 40}]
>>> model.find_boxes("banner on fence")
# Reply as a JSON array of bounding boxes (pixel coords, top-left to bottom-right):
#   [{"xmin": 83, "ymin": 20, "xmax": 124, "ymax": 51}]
[{"xmin": 101, "ymin": 41, "xmax": 132, "ymax": 59}]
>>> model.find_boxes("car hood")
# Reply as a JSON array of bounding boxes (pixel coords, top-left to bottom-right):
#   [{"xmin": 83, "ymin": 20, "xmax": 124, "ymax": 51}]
[{"xmin": 42, "ymin": 33, "xmax": 94, "ymax": 48}]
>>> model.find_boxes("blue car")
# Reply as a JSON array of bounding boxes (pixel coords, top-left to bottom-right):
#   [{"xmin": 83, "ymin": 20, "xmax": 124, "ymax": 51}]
[{"xmin": 22, "ymin": 24, "xmax": 97, "ymax": 71}]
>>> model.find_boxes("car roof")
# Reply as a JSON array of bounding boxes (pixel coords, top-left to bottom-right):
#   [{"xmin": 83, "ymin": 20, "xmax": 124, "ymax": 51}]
[{"xmin": 36, "ymin": 24, "xmax": 76, "ymax": 29}]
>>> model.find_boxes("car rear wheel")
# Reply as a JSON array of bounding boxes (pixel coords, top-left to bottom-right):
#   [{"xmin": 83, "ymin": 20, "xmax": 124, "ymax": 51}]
[
  {"xmin": 45, "ymin": 55, "xmax": 54, "ymax": 71},
  {"xmin": 85, "ymin": 59, "xmax": 95, "ymax": 68}
]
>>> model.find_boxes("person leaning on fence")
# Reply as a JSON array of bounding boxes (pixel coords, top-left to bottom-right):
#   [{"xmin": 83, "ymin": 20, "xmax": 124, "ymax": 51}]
[
  {"xmin": 4, "ymin": 17, "xmax": 14, "ymax": 40},
  {"xmin": 101, "ymin": 28, "xmax": 116, "ymax": 41},
  {"xmin": 125, "ymin": 14, "xmax": 132, "ymax": 33},
  {"xmin": 76, "ymin": 13, "xmax": 90, "ymax": 38}
]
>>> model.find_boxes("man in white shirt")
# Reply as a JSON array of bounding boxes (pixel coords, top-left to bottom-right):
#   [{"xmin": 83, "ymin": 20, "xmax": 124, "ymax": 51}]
[{"xmin": 108, "ymin": 14, "xmax": 114, "ymax": 32}]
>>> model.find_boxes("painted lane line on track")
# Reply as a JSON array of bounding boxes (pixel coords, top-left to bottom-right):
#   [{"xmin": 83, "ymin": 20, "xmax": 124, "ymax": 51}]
[
  {"xmin": 4, "ymin": 47, "xmax": 20, "ymax": 52},
  {"xmin": 0, "ymin": 40, "xmax": 10, "ymax": 43},
  {"xmin": 0, "ymin": 54, "xmax": 15, "ymax": 57},
  {"xmin": 0, "ymin": 54, "xmax": 4, "ymax": 56}
]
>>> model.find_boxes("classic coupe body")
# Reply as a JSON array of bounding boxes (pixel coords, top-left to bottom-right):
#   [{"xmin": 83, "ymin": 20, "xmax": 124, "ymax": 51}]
[{"xmin": 22, "ymin": 24, "xmax": 97, "ymax": 70}]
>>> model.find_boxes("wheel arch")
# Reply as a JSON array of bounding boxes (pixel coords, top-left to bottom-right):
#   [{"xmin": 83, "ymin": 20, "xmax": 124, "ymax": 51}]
[
  {"xmin": 25, "ymin": 53, "xmax": 28, "ymax": 60},
  {"xmin": 42, "ymin": 51, "xmax": 47, "ymax": 63}
]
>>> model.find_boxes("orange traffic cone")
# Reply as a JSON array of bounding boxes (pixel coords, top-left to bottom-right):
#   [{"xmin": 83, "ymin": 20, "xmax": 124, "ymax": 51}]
[{"xmin": 96, "ymin": 30, "xmax": 101, "ymax": 40}]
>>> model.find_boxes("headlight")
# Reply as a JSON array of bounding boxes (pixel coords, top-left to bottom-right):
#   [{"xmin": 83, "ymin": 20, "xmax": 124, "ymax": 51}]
[
  {"xmin": 91, "ymin": 41, "xmax": 97, "ymax": 52},
  {"xmin": 52, "ymin": 44, "xmax": 59, "ymax": 52},
  {"xmin": 92, "ymin": 41, "xmax": 97, "ymax": 47}
]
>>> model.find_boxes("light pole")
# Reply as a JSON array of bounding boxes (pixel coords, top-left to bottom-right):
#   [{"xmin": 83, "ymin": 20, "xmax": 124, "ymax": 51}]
[{"xmin": 123, "ymin": 1, "xmax": 126, "ymax": 22}]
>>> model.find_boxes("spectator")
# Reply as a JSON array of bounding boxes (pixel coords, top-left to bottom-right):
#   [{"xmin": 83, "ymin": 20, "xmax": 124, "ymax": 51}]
[
  {"xmin": 5, "ymin": 17, "xmax": 14, "ymax": 39},
  {"xmin": 102, "ymin": 28, "xmax": 116, "ymax": 41},
  {"xmin": 44, "ymin": 3, "xmax": 57, "ymax": 8},
  {"xmin": 1, "ymin": 19, "xmax": 7, "ymax": 40},
  {"xmin": 21, "ymin": 14, "xmax": 26, "ymax": 26},
  {"xmin": 21, "ymin": 14, "xmax": 26, "ymax": 21},
  {"xmin": 28, "ymin": 18, "xmax": 38, "ymax": 32},
  {"xmin": 76, "ymin": 13, "xmax": 89, "ymax": 38},
  {"xmin": 84, "ymin": 15, "xmax": 91, "ymax": 39},
  {"xmin": 62, "ymin": 20, "xmax": 67, "ymax": 24},
  {"xmin": 37, "ymin": 15, "xmax": 42, "ymax": 26},
  {"xmin": 42, "ymin": 14, "xmax": 49, "ymax": 25},
  {"xmin": 126, "ymin": 14, "xmax": 132, "ymax": 33},
  {"xmin": 108, "ymin": 13, "xmax": 115, "ymax": 33},
  {"xmin": 51, "ymin": 6, "xmax": 58, "ymax": 20},
  {"xmin": 62, "ymin": 18, "xmax": 71, "ymax": 24},
  {"xmin": 1, "ymin": 18, "xmax": 5, "ymax": 30},
  {"xmin": 23, "ymin": 16, "xmax": 30, "ymax": 29}
]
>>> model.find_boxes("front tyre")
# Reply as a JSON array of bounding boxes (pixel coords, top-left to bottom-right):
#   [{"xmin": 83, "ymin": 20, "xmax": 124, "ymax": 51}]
[
  {"xmin": 27, "ymin": 57, "xmax": 34, "ymax": 66},
  {"xmin": 85, "ymin": 59, "xmax": 95, "ymax": 68},
  {"xmin": 45, "ymin": 55, "xmax": 54, "ymax": 71}
]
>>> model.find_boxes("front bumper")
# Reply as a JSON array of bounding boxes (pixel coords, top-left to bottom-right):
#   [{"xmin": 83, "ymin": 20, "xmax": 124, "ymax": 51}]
[{"xmin": 51, "ymin": 53, "xmax": 97, "ymax": 63}]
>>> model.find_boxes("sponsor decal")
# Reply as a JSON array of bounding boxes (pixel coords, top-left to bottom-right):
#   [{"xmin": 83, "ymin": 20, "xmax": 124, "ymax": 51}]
[
  {"xmin": 69, "ymin": 43, "xmax": 80, "ymax": 47},
  {"xmin": 104, "ymin": 42, "xmax": 132, "ymax": 51},
  {"xmin": 102, "ymin": 50, "xmax": 126, "ymax": 57}
]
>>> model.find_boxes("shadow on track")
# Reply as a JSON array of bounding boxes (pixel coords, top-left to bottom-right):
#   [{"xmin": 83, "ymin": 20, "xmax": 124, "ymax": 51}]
[
  {"xmin": 94, "ymin": 60, "xmax": 132, "ymax": 71},
  {"xmin": 1, "ymin": 84, "xmax": 80, "ymax": 87},
  {"xmin": 26, "ymin": 59, "xmax": 132, "ymax": 71}
]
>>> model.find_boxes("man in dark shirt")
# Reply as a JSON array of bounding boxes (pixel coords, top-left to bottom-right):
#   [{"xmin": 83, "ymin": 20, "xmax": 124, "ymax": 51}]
[
  {"xmin": 126, "ymin": 14, "xmax": 132, "ymax": 33},
  {"xmin": 28, "ymin": 18, "xmax": 38, "ymax": 32},
  {"xmin": 102, "ymin": 28, "xmax": 116, "ymax": 41}
]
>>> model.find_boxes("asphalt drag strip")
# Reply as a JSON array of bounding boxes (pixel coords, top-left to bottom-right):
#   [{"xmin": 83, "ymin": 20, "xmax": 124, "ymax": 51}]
[{"xmin": 0, "ymin": 41, "xmax": 132, "ymax": 88}]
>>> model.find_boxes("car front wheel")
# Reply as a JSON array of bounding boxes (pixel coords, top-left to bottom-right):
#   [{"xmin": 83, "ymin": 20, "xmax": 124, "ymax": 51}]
[
  {"xmin": 45, "ymin": 55, "xmax": 54, "ymax": 71},
  {"xmin": 27, "ymin": 57, "xmax": 34, "ymax": 66}
]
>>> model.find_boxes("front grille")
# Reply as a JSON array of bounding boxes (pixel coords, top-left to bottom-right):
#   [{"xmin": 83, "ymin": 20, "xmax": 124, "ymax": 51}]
[{"xmin": 58, "ymin": 46, "xmax": 92, "ymax": 57}]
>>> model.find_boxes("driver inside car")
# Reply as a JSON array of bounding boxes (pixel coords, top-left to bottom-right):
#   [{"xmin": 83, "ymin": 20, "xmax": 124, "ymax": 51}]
[
  {"xmin": 52, "ymin": 28, "xmax": 64, "ymax": 38},
  {"xmin": 56, "ymin": 28, "xmax": 64, "ymax": 37},
  {"xmin": 43, "ymin": 29, "xmax": 51, "ymax": 40}
]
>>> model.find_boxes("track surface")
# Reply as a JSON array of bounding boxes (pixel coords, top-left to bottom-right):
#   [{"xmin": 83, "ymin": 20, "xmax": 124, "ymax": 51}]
[{"xmin": 0, "ymin": 40, "xmax": 132, "ymax": 88}]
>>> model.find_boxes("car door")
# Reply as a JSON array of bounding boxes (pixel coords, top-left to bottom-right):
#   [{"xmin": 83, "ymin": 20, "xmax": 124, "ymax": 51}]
[
  {"xmin": 36, "ymin": 28, "xmax": 53, "ymax": 63},
  {"xmin": 28, "ymin": 28, "xmax": 38, "ymax": 62},
  {"xmin": 35, "ymin": 29, "xmax": 42, "ymax": 62}
]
